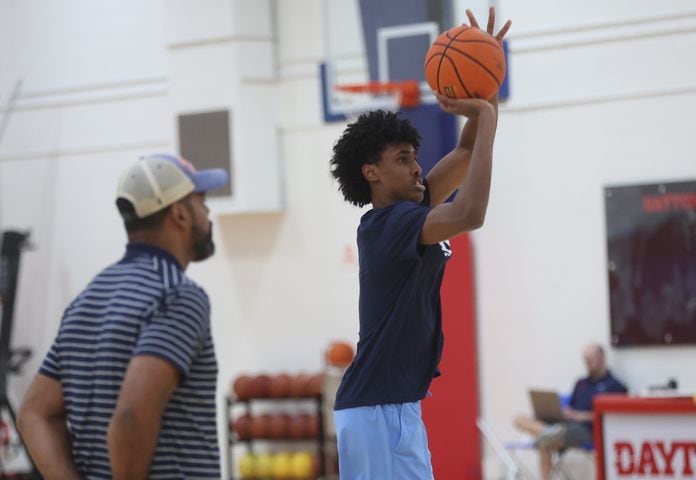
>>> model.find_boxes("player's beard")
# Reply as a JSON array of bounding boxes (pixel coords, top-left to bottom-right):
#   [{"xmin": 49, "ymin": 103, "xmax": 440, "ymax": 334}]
[{"xmin": 191, "ymin": 221, "xmax": 215, "ymax": 262}]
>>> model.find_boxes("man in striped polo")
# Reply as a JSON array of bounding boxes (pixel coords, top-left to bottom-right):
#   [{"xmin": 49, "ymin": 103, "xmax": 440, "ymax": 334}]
[{"xmin": 18, "ymin": 154, "xmax": 228, "ymax": 480}]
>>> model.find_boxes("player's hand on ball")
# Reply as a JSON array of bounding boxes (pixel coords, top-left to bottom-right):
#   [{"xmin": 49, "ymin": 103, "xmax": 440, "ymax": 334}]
[{"xmin": 435, "ymin": 94, "xmax": 495, "ymax": 119}]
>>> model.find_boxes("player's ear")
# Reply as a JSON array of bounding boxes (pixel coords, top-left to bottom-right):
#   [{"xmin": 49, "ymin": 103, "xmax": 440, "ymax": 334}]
[{"xmin": 362, "ymin": 163, "xmax": 379, "ymax": 182}]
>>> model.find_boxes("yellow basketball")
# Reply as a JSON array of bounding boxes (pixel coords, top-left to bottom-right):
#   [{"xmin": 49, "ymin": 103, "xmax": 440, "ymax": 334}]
[
  {"xmin": 291, "ymin": 451, "xmax": 314, "ymax": 478},
  {"xmin": 238, "ymin": 453, "xmax": 256, "ymax": 479},
  {"xmin": 272, "ymin": 451, "xmax": 293, "ymax": 478},
  {"xmin": 256, "ymin": 453, "xmax": 274, "ymax": 478}
]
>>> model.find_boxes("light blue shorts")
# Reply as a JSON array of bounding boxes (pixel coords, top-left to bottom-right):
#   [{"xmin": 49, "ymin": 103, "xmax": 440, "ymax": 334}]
[{"xmin": 334, "ymin": 402, "xmax": 434, "ymax": 480}]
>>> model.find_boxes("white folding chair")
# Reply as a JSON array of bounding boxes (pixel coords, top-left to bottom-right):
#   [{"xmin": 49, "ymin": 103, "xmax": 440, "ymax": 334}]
[
  {"xmin": 478, "ymin": 417, "xmax": 595, "ymax": 480},
  {"xmin": 477, "ymin": 418, "xmax": 533, "ymax": 480},
  {"xmin": 548, "ymin": 442, "xmax": 596, "ymax": 480}
]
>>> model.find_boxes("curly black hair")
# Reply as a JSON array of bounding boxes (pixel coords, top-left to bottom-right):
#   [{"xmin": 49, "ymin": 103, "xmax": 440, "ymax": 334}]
[{"xmin": 330, "ymin": 110, "xmax": 421, "ymax": 207}]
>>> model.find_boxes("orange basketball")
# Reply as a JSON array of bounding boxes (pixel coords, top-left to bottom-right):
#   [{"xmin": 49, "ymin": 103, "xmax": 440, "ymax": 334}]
[
  {"xmin": 306, "ymin": 373, "xmax": 325, "ymax": 397},
  {"xmin": 269, "ymin": 373, "xmax": 292, "ymax": 398},
  {"xmin": 287, "ymin": 414, "xmax": 305, "ymax": 439},
  {"xmin": 250, "ymin": 414, "xmax": 271, "ymax": 438},
  {"xmin": 232, "ymin": 374, "xmax": 252, "ymax": 400},
  {"xmin": 249, "ymin": 374, "xmax": 272, "ymax": 398},
  {"xmin": 233, "ymin": 413, "xmax": 253, "ymax": 440},
  {"xmin": 289, "ymin": 374, "xmax": 310, "ymax": 398},
  {"xmin": 326, "ymin": 342, "xmax": 354, "ymax": 367},
  {"xmin": 268, "ymin": 413, "xmax": 290, "ymax": 439},
  {"xmin": 424, "ymin": 25, "xmax": 505, "ymax": 100},
  {"xmin": 302, "ymin": 413, "xmax": 319, "ymax": 438}
]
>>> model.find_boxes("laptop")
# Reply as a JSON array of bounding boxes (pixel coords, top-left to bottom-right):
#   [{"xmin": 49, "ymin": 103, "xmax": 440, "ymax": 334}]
[{"xmin": 529, "ymin": 389, "xmax": 565, "ymax": 423}]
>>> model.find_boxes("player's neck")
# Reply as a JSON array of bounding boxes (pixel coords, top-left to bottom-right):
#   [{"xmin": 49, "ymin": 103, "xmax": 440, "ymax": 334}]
[
  {"xmin": 590, "ymin": 368, "xmax": 607, "ymax": 381},
  {"xmin": 369, "ymin": 188, "xmax": 401, "ymax": 209},
  {"xmin": 128, "ymin": 231, "xmax": 190, "ymax": 270}
]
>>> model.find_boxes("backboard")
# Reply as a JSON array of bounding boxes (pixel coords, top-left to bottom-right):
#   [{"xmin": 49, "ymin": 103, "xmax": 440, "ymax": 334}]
[{"xmin": 321, "ymin": 0, "xmax": 498, "ymax": 122}]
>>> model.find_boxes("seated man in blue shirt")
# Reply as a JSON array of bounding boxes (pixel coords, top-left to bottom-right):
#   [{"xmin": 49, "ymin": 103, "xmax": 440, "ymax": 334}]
[{"xmin": 514, "ymin": 343, "xmax": 627, "ymax": 480}]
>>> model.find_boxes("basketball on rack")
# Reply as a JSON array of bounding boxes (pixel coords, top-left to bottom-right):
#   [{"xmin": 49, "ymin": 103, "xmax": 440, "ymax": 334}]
[
  {"xmin": 272, "ymin": 452, "xmax": 292, "ymax": 478},
  {"xmin": 424, "ymin": 25, "xmax": 505, "ymax": 100},
  {"xmin": 290, "ymin": 373, "xmax": 310, "ymax": 398},
  {"xmin": 250, "ymin": 414, "xmax": 271, "ymax": 438},
  {"xmin": 232, "ymin": 374, "xmax": 252, "ymax": 400},
  {"xmin": 233, "ymin": 413, "xmax": 253, "ymax": 440},
  {"xmin": 268, "ymin": 413, "xmax": 290, "ymax": 438},
  {"xmin": 269, "ymin": 373, "xmax": 292, "ymax": 398},
  {"xmin": 249, "ymin": 374, "xmax": 272, "ymax": 398}
]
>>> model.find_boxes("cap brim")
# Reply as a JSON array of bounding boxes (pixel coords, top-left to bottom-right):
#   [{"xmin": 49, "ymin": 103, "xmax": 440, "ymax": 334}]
[{"xmin": 192, "ymin": 169, "xmax": 229, "ymax": 193}]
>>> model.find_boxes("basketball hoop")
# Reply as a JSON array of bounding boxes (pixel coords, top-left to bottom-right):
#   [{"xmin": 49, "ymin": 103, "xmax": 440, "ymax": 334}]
[{"xmin": 333, "ymin": 80, "xmax": 421, "ymax": 122}]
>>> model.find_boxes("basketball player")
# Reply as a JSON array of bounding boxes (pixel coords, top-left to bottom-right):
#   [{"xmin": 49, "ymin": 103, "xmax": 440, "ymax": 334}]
[
  {"xmin": 329, "ymin": 8, "xmax": 511, "ymax": 479},
  {"xmin": 18, "ymin": 154, "xmax": 227, "ymax": 479}
]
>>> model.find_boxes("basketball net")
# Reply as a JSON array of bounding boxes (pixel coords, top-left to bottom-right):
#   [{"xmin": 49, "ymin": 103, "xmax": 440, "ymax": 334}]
[{"xmin": 334, "ymin": 80, "xmax": 420, "ymax": 122}]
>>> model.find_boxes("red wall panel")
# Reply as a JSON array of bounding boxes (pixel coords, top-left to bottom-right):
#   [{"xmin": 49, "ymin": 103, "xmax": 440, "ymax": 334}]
[{"xmin": 422, "ymin": 234, "xmax": 480, "ymax": 479}]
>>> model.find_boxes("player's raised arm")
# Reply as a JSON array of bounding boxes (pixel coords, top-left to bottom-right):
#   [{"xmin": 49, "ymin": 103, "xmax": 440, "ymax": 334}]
[
  {"xmin": 419, "ymin": 96, "xmax": 496, "ymax": 245},
  {"xmin": 425, "ymin": 7, "xmax": 511, "ymax": 206}
]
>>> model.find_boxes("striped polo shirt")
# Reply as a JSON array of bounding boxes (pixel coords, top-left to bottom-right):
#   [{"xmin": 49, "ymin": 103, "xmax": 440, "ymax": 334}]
[{"xmin": 40, "ymin": 243, "xmax": 220, "ymax": 479}]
